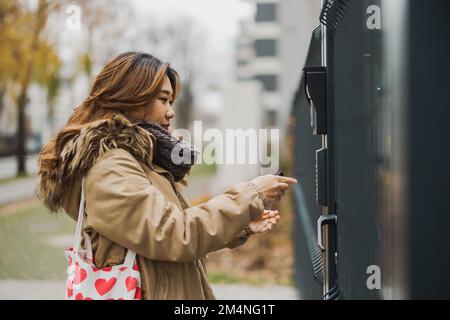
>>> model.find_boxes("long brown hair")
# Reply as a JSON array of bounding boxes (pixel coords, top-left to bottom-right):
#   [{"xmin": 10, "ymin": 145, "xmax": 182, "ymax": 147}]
[{"xmin": 38, "ymin": 51, "xmax": 180, "ymax": 182}]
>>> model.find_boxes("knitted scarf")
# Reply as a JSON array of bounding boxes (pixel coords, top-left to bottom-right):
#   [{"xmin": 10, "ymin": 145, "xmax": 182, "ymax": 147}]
[{"xmin": 138, "ymin": 122, "xmax": 199, "ymax": 182}]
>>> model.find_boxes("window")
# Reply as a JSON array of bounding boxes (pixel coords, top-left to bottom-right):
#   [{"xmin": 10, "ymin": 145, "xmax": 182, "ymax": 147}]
[
  {"xmin": 254, "ymin": 39, "xmax": 277, "ymax": 57},
  {"xmin": 256, "ymin": 3, "xmax": 277, "ymax": 22},
  {"xmin": 237, "ymin": 59, "xmax": 248, "ymax": 66},
  {"xmin": 255, "ymin": 74, "xmax": 278, "ymax": 91}
]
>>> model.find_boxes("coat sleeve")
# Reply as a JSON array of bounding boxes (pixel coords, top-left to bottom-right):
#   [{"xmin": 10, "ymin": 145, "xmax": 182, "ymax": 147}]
[
  {"xmin": 84, "ymin": 149, "xmax": 266, "ymax": 262},
  {"xmin": 225, "ymin": 230, "xmax": 253, "ymax": 249}
]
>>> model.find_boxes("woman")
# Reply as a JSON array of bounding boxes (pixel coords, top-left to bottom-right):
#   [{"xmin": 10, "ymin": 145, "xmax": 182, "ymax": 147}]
[{"xmin": 37, "ymin": 52, "xmax": 297, "ymax": 300}]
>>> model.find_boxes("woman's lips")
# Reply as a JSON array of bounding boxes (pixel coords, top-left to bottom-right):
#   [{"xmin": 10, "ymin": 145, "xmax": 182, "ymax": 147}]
[{"xmin": 161, "ymin": 124, "xmax": 170, "ymax": 131}]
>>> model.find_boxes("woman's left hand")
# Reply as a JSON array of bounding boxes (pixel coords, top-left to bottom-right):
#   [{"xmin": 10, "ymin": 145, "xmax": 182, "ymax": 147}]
[{"xmin": 249, "ymin": 210, "xmax": 280, "ymax": 233}]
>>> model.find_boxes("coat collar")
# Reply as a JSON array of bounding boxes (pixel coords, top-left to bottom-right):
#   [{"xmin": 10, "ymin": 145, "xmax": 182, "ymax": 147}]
[{"xmin": 38, "ymin": 114, "xmax": 159, "ymax": 212}]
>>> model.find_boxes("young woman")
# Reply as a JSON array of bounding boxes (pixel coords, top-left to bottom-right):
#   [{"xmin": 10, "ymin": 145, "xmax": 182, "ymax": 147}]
[{"xmin": 37, "ymin": 52, "xmax": 297, "ymax": 300}]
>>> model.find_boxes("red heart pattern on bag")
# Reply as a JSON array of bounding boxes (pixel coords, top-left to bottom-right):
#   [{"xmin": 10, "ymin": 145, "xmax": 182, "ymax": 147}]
[
  {"xmin": 93, "ymin": 266, "xmax": 112, "ymax": 272},
  {"xmin": 75, "ymin": 293, "xmax": 92, "ymax": 300},
  {"xmin": 67, "ymin": 275, "xmax": 74, "ymax": 298},
  {"xmin": 95, "ymin": 278, "xmax": 117, "ymax": 296},
  {"xmin": 67, "ymin": 284, "xmax": 73, "ymax": 298},
  {"xmin": 74, "ymin": 263, "xmax": 87, "ymax": 284},
  {"xmin": 134, "ymin": 287, "xmax": 142, "ymax": 300},
  {"xmin": 125, "ymin": 276, "xmax": 138, "ymax": 292},
  {"xmin": 67, "ymin": 278, "xmax": 74, "ymax": 289}
]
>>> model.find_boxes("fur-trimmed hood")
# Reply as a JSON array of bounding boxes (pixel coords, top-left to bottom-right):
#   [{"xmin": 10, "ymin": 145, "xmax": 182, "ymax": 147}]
[{"xmin": 37, "ymin": 114, "xmax": 156, "ymax": 213}]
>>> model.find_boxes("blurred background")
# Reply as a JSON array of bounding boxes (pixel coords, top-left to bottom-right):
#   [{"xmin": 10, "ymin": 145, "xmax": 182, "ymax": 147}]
[
  {"xmin": 5, "ymin": 0, "xmax": 448, "ymax": 301},
  {"xmin": 0, "ymin": 0, "xmax": 321, "ymax": 299}
]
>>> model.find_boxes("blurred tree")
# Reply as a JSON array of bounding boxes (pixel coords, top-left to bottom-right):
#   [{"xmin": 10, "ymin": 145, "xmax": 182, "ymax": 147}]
[
  {"xmin": 168, "ymin": 18, "xmax": 205, "ymax": 130},
  {"xmin": 49, "ymin": 0, "xmax": 127, "ymax": 133},
  {"xmin": 0, "ymin": 0, "xmax": 62, "ymax": 175},
  {"xmin": 79, "ymin": 52, "xmax": 93, "ymax": 77},
  {"xmin": 35, "ymin": 44, "xmax": 61, "ymax": 137},
  {"xmin": 74, "ymin": 0, "xmax": 129, "ymax": 77},
  {"xmin": 0, "ymin": 0, "xmax": 19, "ymax": 120},
  {"xmin": 138, "ymin": 16, "xmax": 208, "ymax": 130},
  {"xmin": 175, "ymin": 77, "xmax": 194, "ymax": 130}
]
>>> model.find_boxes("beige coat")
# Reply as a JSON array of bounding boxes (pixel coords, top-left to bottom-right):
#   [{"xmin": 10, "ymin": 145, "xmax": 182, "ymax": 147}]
[{"xmin": 37, "ymin": 114, "xmax": 267, "ymax": 299}]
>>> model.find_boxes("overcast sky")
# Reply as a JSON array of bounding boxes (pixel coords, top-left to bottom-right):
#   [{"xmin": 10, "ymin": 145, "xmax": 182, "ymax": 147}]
[
  {"xmin": 131, "ymin": 0, "xmax": 253, "ymax": 75},
  {"xmin": 132, "ymin": 0, "xmax": 253, "ymax": 45}
]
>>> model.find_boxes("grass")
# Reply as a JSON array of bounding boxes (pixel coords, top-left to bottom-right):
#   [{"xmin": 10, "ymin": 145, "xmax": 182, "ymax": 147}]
[
  {"xmin": 208, "ymin": 272, "xmax": 277, "ymax": 286},
  {"xmin": 208, "ymin": 271, "xmax": 294, "ymax": 287},
  {"xmin": 0, "ymin": 200, "xmax": 75, "ymax": 279},
  {"xmin": 188, "ymin": 162, "xmax": 216, "ymax": 178}
]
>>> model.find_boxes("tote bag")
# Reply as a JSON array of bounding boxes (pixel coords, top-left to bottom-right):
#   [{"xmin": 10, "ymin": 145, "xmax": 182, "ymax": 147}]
[{"xmin": 65, "ymin": 178, "xmax": 142, "ymax": 300}]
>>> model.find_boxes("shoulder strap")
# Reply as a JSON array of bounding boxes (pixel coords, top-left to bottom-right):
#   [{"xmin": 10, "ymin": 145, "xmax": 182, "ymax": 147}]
[
  {"xmin": 72, "ymin": 177, "xmax": 136, "ymax": 266},
  {"xmin": 73, "ymin": 177, "xmax": 92, "ymax": 260}
]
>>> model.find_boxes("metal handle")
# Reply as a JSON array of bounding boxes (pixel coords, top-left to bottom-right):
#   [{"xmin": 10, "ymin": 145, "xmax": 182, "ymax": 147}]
[{"xmin": 317, "ymin": 214, "xmax": 337, "ymax": 251}]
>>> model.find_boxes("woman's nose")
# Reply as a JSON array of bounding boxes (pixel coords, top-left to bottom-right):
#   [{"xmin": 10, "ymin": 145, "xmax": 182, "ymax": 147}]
[{"xmin": 166, "ymin": 105, "xmax": 175, "ymax": 119}]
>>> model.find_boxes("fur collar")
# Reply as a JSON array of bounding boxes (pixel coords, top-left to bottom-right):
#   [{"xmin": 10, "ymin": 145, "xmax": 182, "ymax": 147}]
[{"xmin": 37, "ymin": 114, "xmax": 157, "ymax": 213}]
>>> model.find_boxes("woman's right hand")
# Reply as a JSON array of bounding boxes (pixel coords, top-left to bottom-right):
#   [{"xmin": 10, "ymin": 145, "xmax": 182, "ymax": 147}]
[{"xmin": 250, "ymin": 174, "xmax": 298, "ymax": 205}]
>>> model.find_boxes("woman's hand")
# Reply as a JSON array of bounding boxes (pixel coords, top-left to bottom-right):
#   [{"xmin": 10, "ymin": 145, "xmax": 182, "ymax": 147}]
[
  {"xmin": 249, "ymin": 210, "xmax": 280, "ymax": 233},
  {"xmin": 250, "ymin": 174, "xmax": 297, "ymax": 205}
]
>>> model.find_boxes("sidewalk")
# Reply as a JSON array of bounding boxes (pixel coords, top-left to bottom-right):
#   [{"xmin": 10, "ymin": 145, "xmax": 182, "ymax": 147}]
[
  {"xmin": 0, "ymin": 155, "xmax": 38, "ymax": 180},
  {"xmin": 0, "ymin": 177, "xmax": 37, "ymax": 207},
  {"xmin": 0, "ymin": 154, "xmax": 38, "ymax": 206},
  {"xmin": 0, "ymin": 280, "xmax": 299, "ymax": 300}
]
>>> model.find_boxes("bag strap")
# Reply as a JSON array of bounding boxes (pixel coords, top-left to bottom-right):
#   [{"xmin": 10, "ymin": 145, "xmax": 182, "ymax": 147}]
[
  {"xmin": 124, "ymin": 250, "xmax": 137, "ymax": 268},
  {"xmin": 73, "ymin": 177, "xmax": 93, "ymax": 260},
  {"xmin": 73, "ymin": 177, "xmax": 136, "ymax": 267}
]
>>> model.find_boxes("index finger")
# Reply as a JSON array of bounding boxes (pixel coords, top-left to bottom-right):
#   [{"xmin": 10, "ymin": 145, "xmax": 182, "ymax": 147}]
[{"xmin": 277, "ymin": 176, "xmax": 298, "ymax": 184}]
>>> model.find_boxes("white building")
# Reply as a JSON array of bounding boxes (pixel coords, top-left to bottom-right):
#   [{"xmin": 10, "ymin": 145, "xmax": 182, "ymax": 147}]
[
  {"xmin": 236, "ymin": 0, "xmax": 321, "ymax": 130},
  {"xmin": 212, "ymin": 0, "xmax": 320, "ymax": 192}
]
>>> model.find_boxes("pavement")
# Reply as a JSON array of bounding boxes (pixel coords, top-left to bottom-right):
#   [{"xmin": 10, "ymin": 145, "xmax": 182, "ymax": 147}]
[
  {"xmin": 0, "ymin": 155, "xmax": 38, "ymax": 180},
  {"xmin": 0, "ymin": 280, "xmax": 299, "ymax": 300},
  {"xmin": 0, "ymin": 177, "xmax": 38, "ymax": 206},
  {"xmin": 0, "ymin": 154, "xmax": 39, "ymax": 206}
]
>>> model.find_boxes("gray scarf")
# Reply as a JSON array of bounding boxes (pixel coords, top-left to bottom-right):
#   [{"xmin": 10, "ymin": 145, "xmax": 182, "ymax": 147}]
[{"xmin": 137, "ymin": 122, "xmax": 199, "ymax": 182}]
